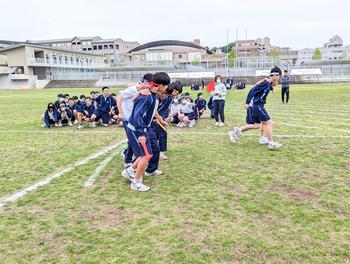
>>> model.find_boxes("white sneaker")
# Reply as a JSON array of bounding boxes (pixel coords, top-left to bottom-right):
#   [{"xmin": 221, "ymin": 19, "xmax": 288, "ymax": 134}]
[
  {"xmin": 189, "ymin": 120, "xmax": 196, "ymax": 128},
  {"xmin": 40, "ymin": 124, "xmax": 46, "ymax": 127},
  {"xmin": 259, "ymin": 136, "xmax": 269, "ymax": 145},
  {"xmin": 145, "ymin": 170, "xmax": 163, "ymax": 177},
  {"xmin": 77, "ymin": 124, "xmax": 83, "ymax": 130},
  {"xmin": 159, "ymin": 152, "xmax": 167, "ymax": 160},
  {"xmin": 218, "ymin": 122, "xmax": 224, "ymax": 127},
  {"xmin": 228, "ymin": 131, "xmax": 237, "ymax": 143},
  {"xmin": 268, "ymin": 142, "xmax": 282, "ymax": 150},
  {"xmin": 67, "ymin": 122, "xmax": 73, "ymax": 127},
  {"xmin": 121, "ymin": 167, "xmax": 135, "ymax": 180},
  {"xmin": 214, "ymin": 122, "xmax": 219, "ymax": 126},
  {"xmin": 91, "ymin": 122, "xmax": 97, "ymax": 128},
  {"xmin": 235, "ymin": 128, "xmax": 242, "ymax": 137},
  {"xmin": 131, "ymin": 180, "xmax": 150, "ymax": 192},
  {"xmin": 88, "ymin": 122, "xmax": 93, "ymax": 128},
  {"xmin": 176, "ymin": 122, "xmax": 184, "ymax": 128},
  {"xmin": 73, "ymin": 120, "xmax": 79, "ymax": 125}
]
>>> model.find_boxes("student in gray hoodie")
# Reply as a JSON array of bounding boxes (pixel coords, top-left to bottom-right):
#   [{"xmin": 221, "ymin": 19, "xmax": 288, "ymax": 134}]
[{"xmin": 211, "ymin": 75, "xmax": 227, "ymax": 126}]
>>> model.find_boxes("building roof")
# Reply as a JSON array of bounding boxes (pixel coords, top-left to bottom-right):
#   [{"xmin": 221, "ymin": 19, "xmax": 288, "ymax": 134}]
[
  {"xmin": 0, "ymin": 43, "xmax": 104, "ymax": 56},
  {"xmin": 27, "ymin": 36, "xmax": 102, "ymax": 44},
  {"xmin": 128, "ymin": 40, "xmax": 213, "ymax": 54}
]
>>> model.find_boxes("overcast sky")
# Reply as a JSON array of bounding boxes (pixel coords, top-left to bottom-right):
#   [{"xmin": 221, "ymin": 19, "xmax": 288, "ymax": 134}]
[{"xmin": 1, "ymin": 0, "xmax": 349, "ymax": 49}]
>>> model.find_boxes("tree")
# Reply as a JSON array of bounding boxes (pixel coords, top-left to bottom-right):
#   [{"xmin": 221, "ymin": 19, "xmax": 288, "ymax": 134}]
[
  {"xmin": 341, "ymin": 50, "xmax": 348, "ymax": 59},
  {"xmin": 228, "ymin": 48, "xmax": 236, "ymax": 67},
  {"xmin": 312, "ymin": 48, "xmax": 321, "ymax": 60}
]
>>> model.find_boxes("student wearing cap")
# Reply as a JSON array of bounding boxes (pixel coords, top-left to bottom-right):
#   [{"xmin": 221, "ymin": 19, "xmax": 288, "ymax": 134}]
[{"xmin": 228, "ymin": 66, "xmax": 283, "ymax": 150}]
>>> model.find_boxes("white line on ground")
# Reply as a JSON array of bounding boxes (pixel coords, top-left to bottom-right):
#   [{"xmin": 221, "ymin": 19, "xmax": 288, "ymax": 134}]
[
  {"xmin": 84, "ymin": 142, "xmax": 126, "ymax": 188},
  {"xmin": 0, "ymin": 140, "xmax": 127, "ymax": 208},
  {"xmin": 278, "ymin": 122, "xmax": 350, "ymax": 133},
  {"xmin": 170, "ymin": 131, "xmax": 350, "ymax": 138},
  {"xmin": 84, "ymin": 151, "xmax": 119, "ymax": 188}
]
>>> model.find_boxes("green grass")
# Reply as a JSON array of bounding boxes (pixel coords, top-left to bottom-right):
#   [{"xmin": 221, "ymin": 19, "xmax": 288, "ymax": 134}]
[{"xmin": 0, "ymin": 84, "xmax": 350, "ymax": 263}]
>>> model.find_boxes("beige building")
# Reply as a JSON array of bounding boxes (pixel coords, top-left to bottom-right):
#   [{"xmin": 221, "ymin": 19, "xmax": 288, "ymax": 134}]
[
  {"xmin": 0, "ymin": 44, "xmax": 104, "ymax": 88},
  {"xmin": 27, "ymin": 36, "xmax": 139, "ymax": 64},
  {"xmin": 129, "ymin": 39, "xmax": 214, "ymax": 67}
]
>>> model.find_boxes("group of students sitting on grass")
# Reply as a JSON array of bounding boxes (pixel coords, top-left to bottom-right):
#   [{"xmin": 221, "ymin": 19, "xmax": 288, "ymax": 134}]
[
  {"xmin": 41, "ymin": 88, "xmax": 123, "ymax": 129},
  {"xmin": 41, "ymin": 84, "xmax": 210, "ymax": 130}
]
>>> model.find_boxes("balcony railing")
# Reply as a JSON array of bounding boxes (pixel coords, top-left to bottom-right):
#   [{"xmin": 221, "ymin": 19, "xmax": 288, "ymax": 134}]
[{"xmin": 27, "ymin": 57, "xmax": 108, "ymax": 69}]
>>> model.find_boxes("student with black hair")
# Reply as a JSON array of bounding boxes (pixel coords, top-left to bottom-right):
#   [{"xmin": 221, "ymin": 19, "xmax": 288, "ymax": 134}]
[
  {"xmin": 71, "ymin": 95, "xmax": 85, "ymax": 128},
  {"xmin": 194, "ymin": 92, "xmax": 207, "ymax": 119},
  {"xmin": 211, "ymin": 75, "xmax": 227, "ymax": 127},
  {"xmin": 54, "ymin": 94, "xmax": 66, "ymax": 110},
  {"xmin": 122, "ymin": 72, "xmax": 170, "ymax": 192},
  {"xmin": 281, "ymin": 70, "xmax": 290, "ymax": 104},
  {"xmin": 56, "ymin": 103, "xmax": 73, "ymax": 127},
  {"xmin": 42, "ymin": 103, "xmax": 58, "ymax": 128},
  {"xmin": 118, "ymin": 73, "xmax": 154, "ymax": 168},
  {"xmin": 90, "ymin": 87, "xmax": 117, "ymax": 127},
  {"xmin": 228, "ymin": 66, "xmax": 283, "ymax": 150}
]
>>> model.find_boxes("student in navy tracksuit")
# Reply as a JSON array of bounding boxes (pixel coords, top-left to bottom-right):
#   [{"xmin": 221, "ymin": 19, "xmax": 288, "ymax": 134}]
[
  {"xmin": 54, "ymin": 94, "xmax": 66, "ymax": 110},
  {"xmin": 154, "ymin": 92, "xmax": 172, "ymax": 160},
  {"xmin": 42, "ymin": 103, "xmax": 58, "ymax": 128},
  {"xmin": 194, "ymin": 92, "xmax": 207, "ymax": 119},
  {"xmin": 91, "ymin": 87, "xmax": 116, "ymax": 127},
  {"xmin": 228, "ymin": 67, "xmax": 283, "ymax": 150},
  {"xmin": 207, "ymin": 96, "xmax": 215, "ymax": 119},
  {"xmin": 56, "ymin": 104, "xmax": 73, "ymax": 126},
  {"xmin": 122, "ymin": 72, "xmax": 170, "ymax": 192},
  {"xmin": 81, "ymin": 97, "xmax": 96, "ymax": 126}
]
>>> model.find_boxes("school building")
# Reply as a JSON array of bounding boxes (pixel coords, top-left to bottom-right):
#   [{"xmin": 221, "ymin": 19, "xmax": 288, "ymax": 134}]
[{"xmin": 0, "ymin": 44, "xmax": 105, "ymax": 89}]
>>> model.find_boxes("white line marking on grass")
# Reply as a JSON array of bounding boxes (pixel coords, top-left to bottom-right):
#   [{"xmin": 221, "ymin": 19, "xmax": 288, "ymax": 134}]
[
  {"xmin": 278, "ymin": 122, "xmax": 350, "ymax": 133},
  {"xmin": 84, "ymin": 141, "xmax": 126, "ymax": 188},
  {"xmin": 84, "ymin": 152, "xmax": 118, "ymax": 188},
  {"xmin": 0, "ymin": 130, "xmax": 126, "ymax": 134},
  {"xmin": 0, "ymin": 140, "xmax": 127, "ymax": 208},
  {"xmin": 171, "ymin": 131, "xmax": 350, "ymax": 138}
]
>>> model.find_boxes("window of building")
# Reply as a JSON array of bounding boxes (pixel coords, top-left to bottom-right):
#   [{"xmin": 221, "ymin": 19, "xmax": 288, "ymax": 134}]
[
  {"xmin": 93, "ymin": 45, "xmax": 97, "ymax": 50},
  {"xmin": 104, "ymin": 45, "xmax": 108, "ymax": 49},
  {"xmin": 178, "ymin": 54, "xmax": 182, "ymax": 58},
  {"xmin": 109, "ymin": 44, "xmax": 113, "ymax": 49},
  {"xmin": 98, "ymin": 45, "xmax": 102, "ymax": 50},
  {"xmin": 115, "ymin": 44, "xmax": 119, "ymax": 49}
]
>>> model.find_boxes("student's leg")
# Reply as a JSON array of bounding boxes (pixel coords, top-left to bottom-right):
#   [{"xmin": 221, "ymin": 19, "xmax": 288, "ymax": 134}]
[
  {"xmin": 281, "ymin": 88, "xmax": 285, "ymax": 103},
  {"xmin": 146, "ymin": 131, "xmax": 160, "ymax": 174},
  {"xmin": 286, "ymin": 89, "xmax": 289, "ymax": 104},
  {"xmin": 219, "ymin": 100, "xmax": 225, "ymax": 123},
  {"xmin": 213, "ymin": 100, "xmax": 219, "ymax": 122},
  {"xmin": 262, "ymin": 119, "xmax": 273, "ymax": 142}
]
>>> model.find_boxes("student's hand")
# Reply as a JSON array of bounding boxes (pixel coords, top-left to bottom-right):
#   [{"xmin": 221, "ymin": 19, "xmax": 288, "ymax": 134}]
[
  {"xmin": 139, "ymin": 89, "xmax": 151, "ymax": 96},
  {"xmin": 161, "ymin": 120, "xmax": 169, "ymax": 129},
  {"xmin": 138, "ymin": 136, "xmax": 146, "ymax": 144},
  {"xmin": 244, "ymin": 104, "xmax": 249, "ymax": 109},
  {"xmin": 118, "ymin": 113, "xmax": 124, "ymax": 120}
]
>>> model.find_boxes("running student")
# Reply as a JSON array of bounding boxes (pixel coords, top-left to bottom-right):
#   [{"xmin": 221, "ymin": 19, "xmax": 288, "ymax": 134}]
[
  {"xmin": 122, "ymin": 72, "xmax": 171, "ymax": 192},
  {"xmin": 228, "ymin": 66, "xmax": 283, "ymax": 150}
]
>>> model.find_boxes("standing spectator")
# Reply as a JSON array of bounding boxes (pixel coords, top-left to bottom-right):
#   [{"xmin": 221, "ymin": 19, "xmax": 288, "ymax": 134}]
[
  {"xmin": 281, "ymin": 70, "xmax": 290, "ymax": 104},
  {"xmin": 211, "ymin": 75, "xmax": 227, "ymax": 126}
]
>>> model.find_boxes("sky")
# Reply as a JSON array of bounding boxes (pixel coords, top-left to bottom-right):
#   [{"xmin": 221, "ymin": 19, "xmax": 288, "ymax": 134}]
[{"xmin": 1, "ymin": 0, "xmax": 349, "ymax": 49}]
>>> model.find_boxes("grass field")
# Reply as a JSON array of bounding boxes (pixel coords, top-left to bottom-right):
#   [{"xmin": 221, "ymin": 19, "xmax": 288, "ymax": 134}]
[{"xmin": 0, "ymin": 83, "xmax": 349, "ymax": 263}]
